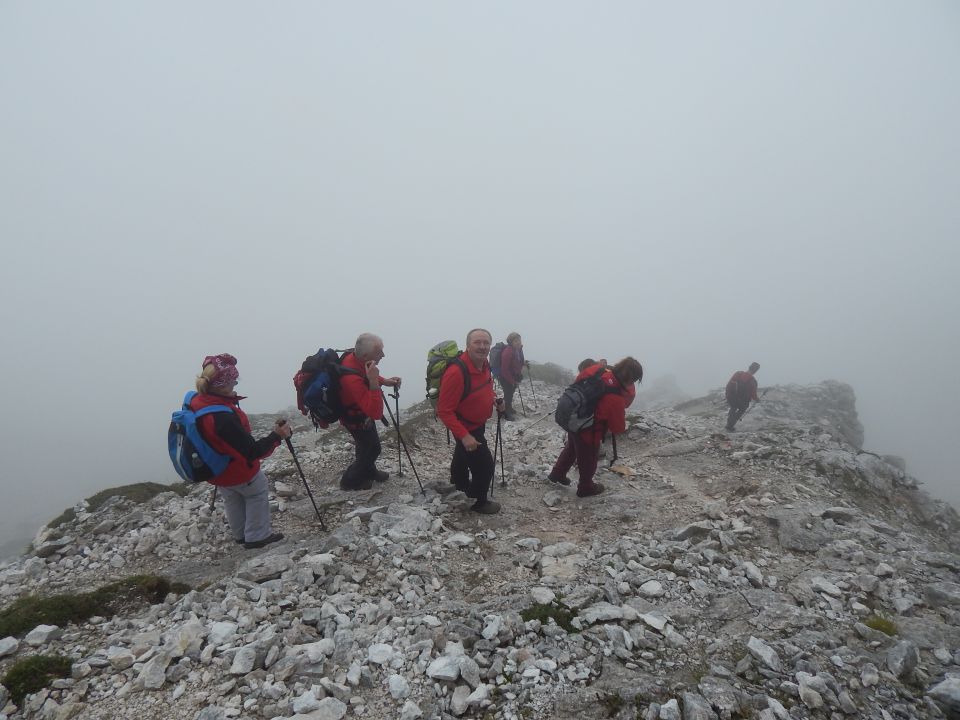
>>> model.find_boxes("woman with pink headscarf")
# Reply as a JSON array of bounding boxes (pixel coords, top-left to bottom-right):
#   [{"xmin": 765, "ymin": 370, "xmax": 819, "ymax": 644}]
[{"xmin": 190, "ymin": 354, "xmax": 291, "ymax": 549}]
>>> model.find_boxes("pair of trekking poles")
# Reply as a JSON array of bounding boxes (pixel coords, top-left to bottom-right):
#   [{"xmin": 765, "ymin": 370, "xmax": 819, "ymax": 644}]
[{"xmin": 213, "ymin": 387, "xmax": 426, "ymax": 531}]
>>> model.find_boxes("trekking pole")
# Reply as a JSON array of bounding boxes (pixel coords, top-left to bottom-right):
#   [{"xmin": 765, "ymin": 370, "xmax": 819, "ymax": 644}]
[
  {"xmin": 208, "ymin": 487, "xmax": 217, "ymax": 512},
  {"xmin": 610, "ymin": 434, "xmax": 619, "ymax": 467},
  {"xmin": 518, "ymin": 410, "xmax": 554, "ymax": 435},
  {"xmin": 516, "ymin": 385, "xmax": 527, "ymax": 416},
  {"xmin": 388, "ymin": 387, "xmax": 403, "ymax": 476},
  {"xmin": 740, "ymin": 388, "xmax": 770, "ymax": 419},
  {"xmin": 527, "ymin": 370, "xmax": 538, "ymax": 407},
  {"xmin": 490, "ymin": 410, "xmax": 506, "ymax": 497},
  {"xmin": 285, "ymin": 437, "xmax": 326, "ymax": 530},
  {"xmin": 381, "ymin": 390, "xmax": 425, "ymax": 494},
  {"xmin": 497, "ymin": 412, "xmax": 506, "ymax": 486}
]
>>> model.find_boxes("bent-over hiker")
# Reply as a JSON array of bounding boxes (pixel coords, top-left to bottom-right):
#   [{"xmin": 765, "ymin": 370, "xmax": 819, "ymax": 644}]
[{"xmin": 725, "ymin": 362, "xmax": 760, "ymax": 431}]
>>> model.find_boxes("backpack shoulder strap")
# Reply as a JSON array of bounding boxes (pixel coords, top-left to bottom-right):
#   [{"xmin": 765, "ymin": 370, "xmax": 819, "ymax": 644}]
[
  {"xmin": 449, "ymin": 357, "xmax": 473, "ymax": 401},
  {"xmin": 183, "ymin": 392, "xmax": 234, "ymax": 418}
]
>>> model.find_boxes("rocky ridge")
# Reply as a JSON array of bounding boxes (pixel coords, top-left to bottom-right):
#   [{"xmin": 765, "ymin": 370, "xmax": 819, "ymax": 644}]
[{"xmin": 2, "ymin": 371, "xmax": 960, "ymax": 720}]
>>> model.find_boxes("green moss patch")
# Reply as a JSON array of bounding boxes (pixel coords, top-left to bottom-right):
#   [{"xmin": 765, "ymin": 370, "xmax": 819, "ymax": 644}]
[
  {"xmin": 520, "ymin": 601, "xmax": 578, "ymax": 633},
  {"xmin": 0, "ymin": 575, "xmax": 189, "ymax": 638},
  {"xmin": 2, "ymin": 654, "xmax": 73, "ymax": 704}
]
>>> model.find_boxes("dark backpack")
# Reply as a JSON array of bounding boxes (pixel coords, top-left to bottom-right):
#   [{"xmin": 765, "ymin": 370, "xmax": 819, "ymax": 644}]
[
  {"xmin": 489, "ymin": 341, "xmax": 507, "ymax": 379},
  {"xmin": 293, "ymin": 348, "xmax": 359, "ymax": 429},
  {"xmin": 555, "ymin": 367, "xmax": 618, "ymax": 433},
  {"xmin": 168, "ymin": 391, "xmax": 234, "ymax": 483}
]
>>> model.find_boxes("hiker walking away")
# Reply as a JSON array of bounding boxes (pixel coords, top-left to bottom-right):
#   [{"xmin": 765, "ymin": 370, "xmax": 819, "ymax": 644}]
[
  {"xmin": 499, "ymin": 332, "xmax": 526, "ymax": 421},
  {"xmin": 724, "ymin": 362, "xmax": 760, "ymax": 432},
  {"xmin": 191, "ymin": 354, "xmax": 290, "ymax": 549},
  {"xmin": 338, "ymin": 333, "xmax": 402, "ymax": 491},
  {"xmin": 437, "ymin": 328, "xmax": 504, "ymax": 515},
  {"xmin": 548, "ymin": 357, "xmax": 643, "ymax": 497}
]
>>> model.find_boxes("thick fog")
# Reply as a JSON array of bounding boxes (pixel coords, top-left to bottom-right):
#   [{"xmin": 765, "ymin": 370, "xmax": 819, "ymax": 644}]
[{"xmin": 1, "ymin": 2, "xmax": 958, "ymax": 552}]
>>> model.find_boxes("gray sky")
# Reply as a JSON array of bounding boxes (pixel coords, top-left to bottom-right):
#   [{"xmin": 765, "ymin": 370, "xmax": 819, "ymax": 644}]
[{"xmin": 1, "ymin": 2, "xmax": 958, "ymax": 547}]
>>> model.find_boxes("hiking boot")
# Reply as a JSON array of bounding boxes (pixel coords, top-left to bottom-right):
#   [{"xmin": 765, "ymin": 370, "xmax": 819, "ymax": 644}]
[
  {"xmin": 244, "ymin": 532, "xmax": 284, "ymax": 550},
  {"xmin": 374, "ymin": 470, "xmax": 390, "ymax": 483},
  {"xmin": 576, "ymin": 482, "xmax": 605, "ymax": 498},
  {"xmin": 548, "ymin": 474, "xmax": 572, "ymax": 486},
  {"xmin": 340, "ymin": 476, "xmax": 374, "ymax": 491},
  {"xmin": 470, "ymin": 500, "xmax": 501, "ymax": 515}
]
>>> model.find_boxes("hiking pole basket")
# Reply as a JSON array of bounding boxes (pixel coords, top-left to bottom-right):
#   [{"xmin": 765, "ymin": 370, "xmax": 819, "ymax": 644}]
[
  {"xmin": 381, "ymin": 390, "xmax": 425, "ymax": 494},
  {"xmin": 388, "ymin": 387, "xmax": 403, "ymax": 476},
  {"xmin": 285, "ymin": 437, "xmax": 326, "ymax": 530}
]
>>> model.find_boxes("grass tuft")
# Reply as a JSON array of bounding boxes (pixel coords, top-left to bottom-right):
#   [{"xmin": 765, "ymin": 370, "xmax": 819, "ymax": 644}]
[
  {"xmin": 863, "ymin": 613, "xmax": 898, "ymax": 636},
  {"xmin": 0, "ymin": 575, "xmax": 189, "ymax": 638},
  {"xmin": 2, "ymin": 654, "xmax": 73, "ymax": 704},
  {"xmin": 520, "ymin": 600, "xmax": 578, "ymax": 633}
]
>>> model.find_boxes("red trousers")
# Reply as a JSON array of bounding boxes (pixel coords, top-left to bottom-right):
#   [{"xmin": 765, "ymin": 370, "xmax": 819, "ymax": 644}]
[{"xmin": 550, "ymin": 432, "xmax": 600, "ymax": 487}]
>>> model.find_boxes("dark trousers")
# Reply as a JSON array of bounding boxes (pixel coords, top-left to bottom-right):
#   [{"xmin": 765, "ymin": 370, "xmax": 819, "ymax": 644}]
[
  {"xmin": 341, "ymin": 423, "xmax": 381, "ymax": 488},
  {"xmin": 726, "ymin": 401, "xmax": 748, "ymax": 430},
  {"xmin": 450, "ymin": 428, "xmax": 494, "ymax": 503},
  {"xmin": 551, "ymin": 432, "xmax": 600, "ymax": 488},
  {"xmin": 501, "ymin": 380, "xmax": 517, "ymax": 417}
]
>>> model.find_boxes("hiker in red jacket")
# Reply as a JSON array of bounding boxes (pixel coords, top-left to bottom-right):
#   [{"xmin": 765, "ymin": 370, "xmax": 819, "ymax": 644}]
[
  {"xmin": 437, "ymin": 328, "xmax": 504, "ymax": 515},
  {"xmin": 191, "ymin": 354, "xmax": 291, "ymax": 549},
  {"xmin": 548, "ymin": 357, "xmax": 643, "ymax": 497},
  {"xmin": 499, "ymin": 332, "xmax": 526, "ymax": 421},
  {"xmin": 338, "ymin": 333, "xmax": 401, "ymax": 491},
  {"xmin": 725, "ymin": 362, "xmax": 760, "ymax": 431}
]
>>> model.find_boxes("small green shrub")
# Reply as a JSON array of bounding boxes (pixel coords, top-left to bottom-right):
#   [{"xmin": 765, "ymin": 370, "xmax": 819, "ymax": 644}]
[
  {"xmin": 863, "ymin": 614, "xmax": 898, "ymax": 636},
  {"xmin": 520, "ymin": 601, "xmax": 578, "ymax": 633},
  {"xmin": 0, "ymin": 575, "xmax": 189, "ymax": 638},
  {"xmin": 2, "ymin": 654, "xmax": 72, "ymax": 704}
]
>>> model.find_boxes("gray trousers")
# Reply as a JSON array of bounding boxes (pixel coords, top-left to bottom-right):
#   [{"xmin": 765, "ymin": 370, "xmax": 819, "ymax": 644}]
[{"xmin": 219, "ymin": 470, "xmax": 272, "ymax": 543}]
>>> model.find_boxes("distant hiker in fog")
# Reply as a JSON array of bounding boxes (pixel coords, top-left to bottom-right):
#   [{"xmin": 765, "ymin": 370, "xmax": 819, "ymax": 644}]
[
  {"xmin": 436, "ymin": 328, "xmax": 504, "ymax": 515},
  {"xmin": 338, "ymin": 333, "xmax": 401, "ymax": 491},
  {"xmin": 192, "ymin": 354, "xmax": 290, "ymax": 549},
  {"xmin": 549, "ymin": 357, "xmax": 643, "ymax": 497},
  {"xmin": 499, "ymin": 332, "xmax": 526, "ymax": 421},
  {"xmin": 725, "ymin": 362, "xmax": 760, "ymax": 432}
]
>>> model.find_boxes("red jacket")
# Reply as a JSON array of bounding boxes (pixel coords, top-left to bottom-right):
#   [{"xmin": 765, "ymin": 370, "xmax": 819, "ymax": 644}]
[
  {"xmin": 577, "ymin": 363, "xmax": 632, "ymax": 447},
  {"xmin": 726, "ymin": 371, "xmax": 758, "ymax": 404},
  {"xmin": 190, "ymin": 393, "xmax": 281, "ymax": 487},
  {"xmin": 500, "ymin": 345, "xmax": 524, "ymax": 385},
  {"xmin": 437, "ymin": 352, "xmax": 495, "ymax": 440},
  {"xmin": 338, "ymin": 352, "xmax": 385, "ymax": 427}
]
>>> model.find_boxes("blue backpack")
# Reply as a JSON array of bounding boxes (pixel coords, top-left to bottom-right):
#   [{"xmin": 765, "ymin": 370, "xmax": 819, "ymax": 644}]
[
  {"xmin": 293, "ymin": 348, "xmax": 360, "ymax": 429},
  {"xmin": 168, "ymin": 391, "xmax": 234, "ymax": 483}
]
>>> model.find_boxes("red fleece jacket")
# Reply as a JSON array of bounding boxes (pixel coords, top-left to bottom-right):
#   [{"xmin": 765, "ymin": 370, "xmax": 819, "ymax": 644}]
[
  {"xmin": 190, "ymin": 393, "xmax": 281, "ymax": 487},
  {"xmin": 338, "ymin": 352, "xmax": 385, "ymax": 425},
  {"xmin": 437, "ymin": 352, "xmax": 495, "ymax": 440},
  {"xmin": 577, "ymin": 363, "xmax": 632, "ymax": 447}
]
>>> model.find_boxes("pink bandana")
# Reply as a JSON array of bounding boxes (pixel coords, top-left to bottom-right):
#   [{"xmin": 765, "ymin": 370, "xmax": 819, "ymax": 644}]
[{"xmin": 202, "ymin": 353, "xmax": 239, "ymax": 389}]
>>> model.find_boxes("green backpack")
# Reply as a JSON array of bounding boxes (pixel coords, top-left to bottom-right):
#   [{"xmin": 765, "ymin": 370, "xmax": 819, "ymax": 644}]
[{"xmin": 426, "ymin": 340, "xmax": 469, "ymax": 408}]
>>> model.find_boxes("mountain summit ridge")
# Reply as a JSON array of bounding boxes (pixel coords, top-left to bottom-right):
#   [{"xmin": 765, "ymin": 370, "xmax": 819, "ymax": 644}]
[{"xmin": 2, "ymin": 370, "xmax": 959, "ymax": 719}]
